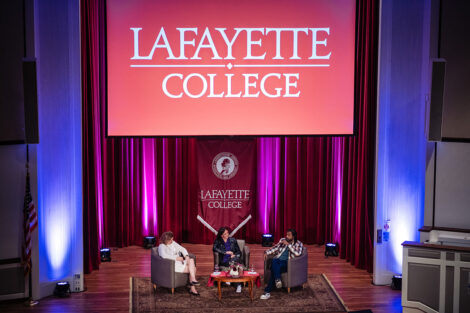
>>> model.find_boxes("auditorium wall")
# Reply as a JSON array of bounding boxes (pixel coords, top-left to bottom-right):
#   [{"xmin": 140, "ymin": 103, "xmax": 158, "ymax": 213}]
[
  {"xmin": 422, "ymin": 0, "xmax": 470, "ymax": 231},
  {"xmin": 34, "ymin": 0, "xmax": 83, "ymax": 299},
  {"xmin": 0, "ymin": 144, "xmax": 39, "ymax": 299},
  {"xmin": 0, "ymin": 1, "xmax": 26, "ymax": 143},
  {"xmin": 0, "ymin": 0, "xmax": 39, "ymax": 300},
  {"xmin": 424, "ymin": 142, "xmax": 470, "ymax": 229},
  {"xmin": 373, "ymin": 0, "xmax": 431, "ymax": 285}
]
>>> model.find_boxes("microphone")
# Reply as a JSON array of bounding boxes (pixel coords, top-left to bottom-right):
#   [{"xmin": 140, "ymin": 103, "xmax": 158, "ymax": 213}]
[{"xmin": 178, "ymin": 251, "xmax": 185, "ymax": 264}]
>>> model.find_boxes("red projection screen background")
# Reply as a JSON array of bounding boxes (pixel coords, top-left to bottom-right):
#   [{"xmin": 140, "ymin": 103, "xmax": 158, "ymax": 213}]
[{"xmin": 106, "ymin": 0, "xmax": 356, "ymax": 136}]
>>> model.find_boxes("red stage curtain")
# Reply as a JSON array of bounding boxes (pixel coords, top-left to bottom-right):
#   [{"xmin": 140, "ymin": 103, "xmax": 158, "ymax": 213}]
[
  {"xmin": 81, "ymin": 0, "xmax": 378, "ymax": 273},
  {"xmin": 81, "ymin": 0, "xmax": 104, "ymax": 273},
  {"xmin": 339, "ymin": 0, "xmax": 378, "ymax": 271}
]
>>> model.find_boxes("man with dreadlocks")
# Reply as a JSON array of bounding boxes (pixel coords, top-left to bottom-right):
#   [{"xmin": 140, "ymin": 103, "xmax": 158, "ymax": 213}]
[{"xmin": 260, "ymin": 229, "xmax": 303, "ymax": 300}]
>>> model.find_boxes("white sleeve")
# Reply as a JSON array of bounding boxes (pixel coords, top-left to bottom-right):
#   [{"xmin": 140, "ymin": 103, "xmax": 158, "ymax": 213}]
[
  {"xmin": 174, "ymin": 242, "xmax": 189, "ymax": 257},
  {"xmin": 158, "ymin": 244, "xmax": 176, "ymax": 260}
]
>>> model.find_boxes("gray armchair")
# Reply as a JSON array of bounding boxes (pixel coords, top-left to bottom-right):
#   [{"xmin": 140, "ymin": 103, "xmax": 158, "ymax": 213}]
[
  {"xmin": 264, "ymin": 247, "xmax": 308, "ymax": 293},
  {"xmin": 150, "ymin": 247, "xmax": 196, "ymax": 294},
  {"xmin": 213, "ymin": 239, "xmax": 250, "ymax": 270}
]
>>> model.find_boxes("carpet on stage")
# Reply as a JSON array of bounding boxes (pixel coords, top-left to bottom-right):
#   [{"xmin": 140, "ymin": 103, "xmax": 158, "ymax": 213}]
[{"xmin": 130, "ymin": 274, "xmax": 348, "ymax": 313}]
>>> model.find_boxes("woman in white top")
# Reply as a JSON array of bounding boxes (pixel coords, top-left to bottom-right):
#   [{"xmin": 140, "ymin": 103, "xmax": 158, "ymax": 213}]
[{"xmin": 157, "ymin": 231, "xmax": 199, "ymax": 295}]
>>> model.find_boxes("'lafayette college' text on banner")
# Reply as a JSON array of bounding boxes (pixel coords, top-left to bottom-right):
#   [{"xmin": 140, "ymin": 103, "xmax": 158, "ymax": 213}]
[{"xmin": 107, "ymin": 0, "xmax": 356, "ymax": 136}]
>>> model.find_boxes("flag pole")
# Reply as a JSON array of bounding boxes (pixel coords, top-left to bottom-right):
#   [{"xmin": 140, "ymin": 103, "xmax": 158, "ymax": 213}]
[{"xmin": 24, "ymin": 144, "xmax": 38, "ymax": 307}]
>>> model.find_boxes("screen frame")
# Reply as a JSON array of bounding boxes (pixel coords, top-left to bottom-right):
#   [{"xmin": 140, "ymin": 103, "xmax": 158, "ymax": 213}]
[{"xmin": 104, "ymin": 0, "xmax": 360, "ymax": 139}]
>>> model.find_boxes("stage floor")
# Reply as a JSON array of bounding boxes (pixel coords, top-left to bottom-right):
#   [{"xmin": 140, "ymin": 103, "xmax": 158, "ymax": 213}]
[{"xmin": 0, "ymin": 244, "xmax": 401, "ymax": 313}]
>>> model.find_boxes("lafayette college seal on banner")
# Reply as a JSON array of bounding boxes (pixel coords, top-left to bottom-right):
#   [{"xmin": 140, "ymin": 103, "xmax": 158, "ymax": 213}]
[{"xmin": 212, "ymin": 152, "xmax": 239, "ymax": 180}]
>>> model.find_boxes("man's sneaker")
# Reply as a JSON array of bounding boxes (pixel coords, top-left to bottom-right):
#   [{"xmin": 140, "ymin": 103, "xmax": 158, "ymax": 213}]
[
  {"xmin": 275, "ymin": 279, "xmax": 282, "ymax": 289},
  {"xmin": 236, "ymin": 285, "xmax": 242, "ymax": 293},
  {"xmin": 260, "ymin": 293, "xmax": 271, "ymax": 300},
  {"xmin": 225, "ymin": 282, "xmax": 231, "ymax": 286}
]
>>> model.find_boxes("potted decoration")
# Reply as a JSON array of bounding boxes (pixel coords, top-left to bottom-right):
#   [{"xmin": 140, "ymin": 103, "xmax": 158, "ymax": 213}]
[{"xmin": 229, "ymin": 262, "xmax": 243, "ymax": 278}]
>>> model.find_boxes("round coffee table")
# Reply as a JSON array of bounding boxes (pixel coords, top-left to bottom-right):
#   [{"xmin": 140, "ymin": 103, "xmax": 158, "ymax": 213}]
[{"xmin": 212, "ymin": 275, "xmax": 255, "ymax": 301}]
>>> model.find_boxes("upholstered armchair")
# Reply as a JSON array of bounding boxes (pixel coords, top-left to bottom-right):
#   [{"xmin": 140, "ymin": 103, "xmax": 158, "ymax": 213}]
[
  {"xmin": 150, "ymin": 247, "xmax": 196, "ymax": 294},
  {"xmin": 264, "ymin": 247, "xmax": 308, "ymax": 293},
  {"xmin": 213, "ymin": 239, "xmax": 250, "ymax": 270}
]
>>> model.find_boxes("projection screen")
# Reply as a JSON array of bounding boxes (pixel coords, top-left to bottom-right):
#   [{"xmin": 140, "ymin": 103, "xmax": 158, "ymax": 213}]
[{"xmin": 106, "ymin": 0, "xmax": 356, "ymax": 136}]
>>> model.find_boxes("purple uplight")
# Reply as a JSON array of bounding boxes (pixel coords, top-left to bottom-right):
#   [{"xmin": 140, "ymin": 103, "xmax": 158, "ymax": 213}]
[
  {"xmin": 142, "ymin": 140, "xmax": 149, "ymax": 234},
  {"xmin": 94, "ymin": 120, "xmax": 104, "ymax": 248},
  {"xmin": 257, "ymin": 137, "xmax": 282, "ymax": 234},
  {"xmin": 274, "ymin": 138, "xmax": 280, "ymax": 229},
  {"xmin": 151, "ymin": 140, "xmax": 157, "ymax": 235},
  {"xmin": 257, "ymin": 138, "xmax": 267, "ymax": 233},
  {"xmin": 332, "ymin": 138, "xmax": 343, "ymax": 243},
  {"xmin": 142, "ymin": 139, "xmax": 158, "ymax": 236},
  {"xmin": 257, "ymin": 138, "xmax": 269, "ymax": 233}
]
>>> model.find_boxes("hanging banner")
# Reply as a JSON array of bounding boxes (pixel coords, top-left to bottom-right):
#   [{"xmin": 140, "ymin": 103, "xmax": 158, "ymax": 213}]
[{"xmin": 197, "ymin": 138, "xmax": 255, "ymax": 236}]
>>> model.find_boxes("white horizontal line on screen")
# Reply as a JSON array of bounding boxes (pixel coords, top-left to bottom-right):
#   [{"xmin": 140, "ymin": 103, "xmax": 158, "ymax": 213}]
[
  {"xmin": 130, "ymin": 64, "xmax": 330, "ymax": 68},
  {"xmin": 233, "ymin": 64, "xmax": 330, "ymax": 68},
  {"xmin": 130, "ymin": 64, "xmax": 225, "ymax": 68}
]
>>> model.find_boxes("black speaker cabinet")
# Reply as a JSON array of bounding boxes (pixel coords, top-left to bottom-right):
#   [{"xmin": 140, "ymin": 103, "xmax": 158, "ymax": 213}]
[
  {"xmin": 428, "ymin": 59, "xmax": 446, "ymax": 142},
  {"xmin": 22, "ymin": 58, "xmax": 39, "ymax": 144}
]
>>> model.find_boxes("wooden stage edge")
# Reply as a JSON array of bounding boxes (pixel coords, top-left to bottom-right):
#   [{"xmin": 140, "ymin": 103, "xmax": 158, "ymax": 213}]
[{"xmin": 0, "ymin": 244, "xmax": 402, "ymax": 313}]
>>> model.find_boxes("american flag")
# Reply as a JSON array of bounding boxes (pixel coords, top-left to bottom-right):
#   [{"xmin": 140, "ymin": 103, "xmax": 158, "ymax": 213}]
[{"xmin": 23, "ymin": 169, "xmax": 37, "ymax": 277}]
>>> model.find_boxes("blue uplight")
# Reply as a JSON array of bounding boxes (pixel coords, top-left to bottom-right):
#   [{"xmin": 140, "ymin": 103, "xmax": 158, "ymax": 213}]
[
  {"xmin": 375, "ymin": 0, "xmax": 428, "ymax": 282},
  {"xmin": 35, "ymin": 0, "xmax": 83, "ymax": 295}
]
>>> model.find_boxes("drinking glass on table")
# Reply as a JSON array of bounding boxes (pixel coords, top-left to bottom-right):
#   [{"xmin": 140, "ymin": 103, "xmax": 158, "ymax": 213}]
[
  {"xmin": 250, "ymin": 264, "xmax": 255, "ymax": 273},
  {"xmin": 214, "ymin": 264, "xmax": 220, "ymax": 273}
]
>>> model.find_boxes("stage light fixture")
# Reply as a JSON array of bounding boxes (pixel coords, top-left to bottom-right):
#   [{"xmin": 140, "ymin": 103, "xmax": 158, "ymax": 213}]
[
  {"xmin": 100, "ymin": 248, "xmax": 111, "ymax": 262},
  {"xmin": 261, "ymin": 234, "xmax": 274, "ymax": 247},
  {"xmin": 324, "ymin": 243, "xmax": 339, "ymax": 257},
  {"xmin": 54, "ymin": 281, "xmax": 71, "ymax": 297},
  {"xmin": 143, "ymin": 236, "xmax": 156, "ymax": 249},
  {"xmin": 391, "ymin": 275, "xmax": 402, "ymax": 290}
]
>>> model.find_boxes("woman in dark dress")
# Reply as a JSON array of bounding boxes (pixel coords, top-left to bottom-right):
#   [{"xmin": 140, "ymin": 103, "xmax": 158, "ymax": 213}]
[{"xmin": 212, "ymin": 227, "xmax": 243, "ymax": 293}]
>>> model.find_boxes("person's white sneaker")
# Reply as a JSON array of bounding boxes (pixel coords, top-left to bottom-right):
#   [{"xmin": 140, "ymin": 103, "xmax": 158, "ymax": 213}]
[
  {"xmin": 236, "ymin": 285, "xmax": 242, "ymax": 293},
  {"xmin": 225, "ymin": 282, "xmax": 231, "ymax": 286},
  {"xmin": 275, "ymin": 279, "xmax": 282, "ymax": 289},
  {"xmin": 260, "ymin": 293, "xmax": 271, "ymax": 300}
]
